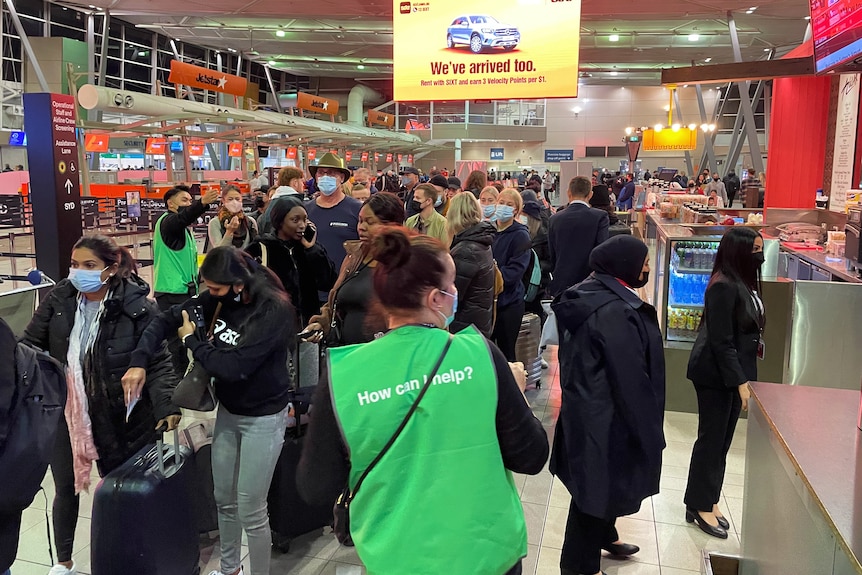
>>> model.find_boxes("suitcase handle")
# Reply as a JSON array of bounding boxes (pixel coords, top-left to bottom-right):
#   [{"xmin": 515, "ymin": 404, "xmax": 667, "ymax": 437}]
[{"xmin": 151, "ymin": 424, "xmax": 183, "ymax": 478}]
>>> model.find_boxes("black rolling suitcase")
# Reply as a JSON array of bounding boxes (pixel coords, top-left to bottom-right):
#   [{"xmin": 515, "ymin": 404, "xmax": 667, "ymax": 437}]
[
  {"xmin": 90, "ymin": 428, "xmax": 200, "ymax": 575},
  {"xmin": 268, "ymin": 387, "xmax": 333, "ymax": 553},
  {"xmin": 179, "ymin": 420, "xmax": 219, "ymax": 535}
]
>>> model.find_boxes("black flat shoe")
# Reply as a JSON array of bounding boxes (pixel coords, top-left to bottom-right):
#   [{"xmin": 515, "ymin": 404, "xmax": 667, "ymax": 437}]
[
  {"xmin": 716, "ymin": 515, "xmax": 730, "ymax": 530},
  {"xmin": 686, "ymin": 508, "xmax": 728, "ymax": 539},
  {"xmin": 602, "ymin": 542, "xmax": 640, "ymax": 556}
]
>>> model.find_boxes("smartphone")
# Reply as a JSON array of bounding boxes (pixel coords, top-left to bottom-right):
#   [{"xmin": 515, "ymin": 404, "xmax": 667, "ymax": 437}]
[{"xmin": 303, "ymin": 225, "xmax": 316, "ymax": 242}]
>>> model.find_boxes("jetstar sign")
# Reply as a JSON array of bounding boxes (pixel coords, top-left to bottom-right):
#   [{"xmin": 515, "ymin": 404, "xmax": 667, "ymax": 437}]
[
  {"xmin": 296, "ymin": 92, "xmax": 340, "ymax": 116},
  {"xmin": 168, "ymin": 60, "xmax": 248, "ymax": 98}
]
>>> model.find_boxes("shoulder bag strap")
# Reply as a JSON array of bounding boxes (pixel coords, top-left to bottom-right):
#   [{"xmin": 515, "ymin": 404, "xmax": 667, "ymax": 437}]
[
  {"xmin": 206, "ymin": 302, "xmax": 223, "ymax": 339},
  {"xmin": 260, "ymin": 242, "xmax": 268, "ymax": 268},
  {"xmin": 349, "ymin": 333, "xmax": 453, "ymax": 499}
]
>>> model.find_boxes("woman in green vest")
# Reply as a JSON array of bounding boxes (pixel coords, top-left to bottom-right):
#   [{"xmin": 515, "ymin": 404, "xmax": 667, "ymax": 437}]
[{"xmin": 297, "ymin": 227, "xmax": 549, "ymax": 575}]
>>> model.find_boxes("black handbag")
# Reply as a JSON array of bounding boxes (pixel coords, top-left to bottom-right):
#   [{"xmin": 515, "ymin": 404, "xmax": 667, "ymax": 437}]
[
  {"xmin": 172, "ymin": 303, "xmax": 222, "ymax": 412},
  {"xmin": 333, "ymin": 334, "xmax": 453, "ymax": 546}
]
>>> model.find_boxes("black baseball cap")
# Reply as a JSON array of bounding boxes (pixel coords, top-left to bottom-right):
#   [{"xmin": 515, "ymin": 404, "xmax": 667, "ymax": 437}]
[
  {"xmin": 429, "ymin": 174, "xmax": 449, "ymax": 188},
  {"xmin": 400, "ymin": 167, "xmax": 420, "ymax": 176},
  {"xmin": 447, "ymin": 176, "xmax": 462, "ymax": 189}
]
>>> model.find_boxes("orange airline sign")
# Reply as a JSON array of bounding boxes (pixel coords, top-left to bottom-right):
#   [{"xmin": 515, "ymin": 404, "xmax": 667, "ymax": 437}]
[
  {"xmin": 345, "ymin": 151, "xmax": 353, "ymax": 162},
  {"xmin": 367, "ymin": 110, "xmax": 395, "ymax": 128},
  {"xmin": 84, "ymin": 134, "xmax": 109, "ymax": 152},
  {"xmin": 287, "ymin": 147, "xmax": 297, "ymax": 159},
  {"xmin": 308, "ymin": 149, "xmax": 317, "ymax": 161},
  {"xmin": 168, "ymin": 60, "xmax": 249, "ymax": 98},
  {"xmin": 145, "ymin": 138, "xmax": 166, "ymax": 155},
  {"xmin": 188, "ymin": 141, "xmax": 205, "ymax": 156},
  {"xmin": 296, "ymin": 92, "xmax": 339, "ymax": 116},
  {"xmin": 228, "ymin": 142, "xmax": 243, "ymax": 157},
  {"xmin": 361, "ymin": 152, "xmax": 369, "ymax": 162}
]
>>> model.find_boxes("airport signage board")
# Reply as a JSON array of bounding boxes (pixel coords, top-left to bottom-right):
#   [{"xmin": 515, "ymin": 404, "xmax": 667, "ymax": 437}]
[
  {"xmin": 393, "ymin": 0, "xmax": 581, "ymax": 101},
  {"xmin": 544, "ymin": 149, "xmax": 573, "ymax": 162},
  {"xmin": 296, "ymin": 92, "xmax": 340, "ymax": 116},
  {"xmin": 168, "ymin": 60, "xmax": 249, "ymax": 97},
  {"xmin": 490, "ymin": 147, "xmax": 504, "ymax": 160},
  {"xmin": 641, "ymin": 128, "xmax": 697, "ymax": 152},
  {"xmin": 368, "ymin": 110, "xmax": 395, "ymax": 127}
]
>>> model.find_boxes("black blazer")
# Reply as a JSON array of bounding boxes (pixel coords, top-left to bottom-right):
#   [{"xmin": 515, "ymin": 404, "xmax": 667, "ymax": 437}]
[
  {"xmin": 687, "ymin": 279, "xmax": 763, "ymax": 389},
  {"xmin": 547, "ymin": 203, "xmax": 609, "ymax": 296}
]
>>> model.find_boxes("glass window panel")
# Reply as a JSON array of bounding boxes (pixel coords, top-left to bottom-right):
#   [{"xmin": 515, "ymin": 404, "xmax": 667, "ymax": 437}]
[
  {"xmin": 49, "ymin": 6, "xmax": 85, "ymax": 28},
  {"xmin": 106, "ymin": 57, "xmax": 121, "ymax": 78},
  {"xmin": 17, "ymin": 1, "xmax": 44, "ymax": 19},
  {"xmin": 50, "ymin": 25, "xmax": 85, "ymax": 42},
  {"xmin": 124, "ymin": 61, "xmax": 150, "ymax": 83},
  {"xmin": 109, "ymin": 22, "xmax": 122, "ymax": 39},
  {"xmin": 124, "ymin": 26, "xmax": 151, "ymax": 47}
]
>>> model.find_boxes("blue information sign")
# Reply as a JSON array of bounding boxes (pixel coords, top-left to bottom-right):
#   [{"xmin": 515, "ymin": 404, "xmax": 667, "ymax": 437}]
[
  {"xmin": 544, "ymin": 149, "xmax": 574, "ymax": 162},
  {"xmin": 490, "ymin": 148, "xmax": 505, "ymax": 160}
]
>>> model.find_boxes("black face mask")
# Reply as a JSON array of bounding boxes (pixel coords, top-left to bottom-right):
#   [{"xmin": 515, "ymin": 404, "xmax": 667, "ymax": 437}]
[
  {"xmin": 177, "ymin": 205, "xmax": 190, "ymax": 216},
  {"xmin": 215, "ymin": 290, "xmax": 243, "ymax": 306},
  {"xmin": 713, "ymin": 177, "xmax": 720, "ymax": 181},
  {"xmin": 410, "ymin": 200, "xmax": 424, "ymax": 213},
  {"xmin": 752, "ymin": 252, "xmax": 765, "ymax": 267},
  {"xmin": 630, "ymin": 271, "xmax": 649, "ymax": 288}
]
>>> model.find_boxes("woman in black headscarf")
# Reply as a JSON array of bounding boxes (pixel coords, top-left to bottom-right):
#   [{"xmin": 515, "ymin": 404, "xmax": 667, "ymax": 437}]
[{"xmin": 550, "ymin": 235, "xmax": 666, "ymax": 575}]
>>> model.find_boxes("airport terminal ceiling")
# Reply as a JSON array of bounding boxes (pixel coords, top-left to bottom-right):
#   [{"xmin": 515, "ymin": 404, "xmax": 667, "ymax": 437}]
[{"xmin": 50, "ymin": 0, "xmax": 811, "ymax": 90}]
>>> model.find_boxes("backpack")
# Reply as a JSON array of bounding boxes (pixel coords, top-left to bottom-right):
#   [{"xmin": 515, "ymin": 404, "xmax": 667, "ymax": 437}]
[
  {"xmin": 0, "ymin": 340, "xmax": 67, "ymax": 512},
  {"xmin": 522, "ymin": 249, "xmax": 542, "ymax": 302}
]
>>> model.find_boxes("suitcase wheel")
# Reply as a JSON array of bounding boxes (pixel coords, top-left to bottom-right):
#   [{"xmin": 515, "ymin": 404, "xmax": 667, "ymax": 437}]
[{"xmin": 272, "ymin": 531, "xmax": 291, "ymax": 554}]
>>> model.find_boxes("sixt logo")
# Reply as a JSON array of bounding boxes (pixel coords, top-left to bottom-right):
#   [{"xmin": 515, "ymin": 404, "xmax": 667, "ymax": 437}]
[
  {"xmin": 400, "ymin": 2, "xmax": 411, "ymax": 13},
  {"xmin": 310, "ymin": 99, "xmax": 330, "ymax": 111}
]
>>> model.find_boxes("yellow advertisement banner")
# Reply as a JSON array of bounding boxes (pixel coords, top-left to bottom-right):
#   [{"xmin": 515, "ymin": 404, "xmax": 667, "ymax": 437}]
[
  {"xmin": 393, "ymin": 0, "xmax": 581, "ymax": 101},
  {"xmin": 642, "ymin": 128, "xmax": 698, "ymax": 151}
]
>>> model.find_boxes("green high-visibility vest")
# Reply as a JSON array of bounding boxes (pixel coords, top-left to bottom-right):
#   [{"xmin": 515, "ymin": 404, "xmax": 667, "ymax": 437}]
[
  {"xmin": 152, "ymin": 213, "xmax": 198, "ymax": 295},
  {"xmin": 329, "ymin": 325, "xmax": 526, "ymax": 575}
]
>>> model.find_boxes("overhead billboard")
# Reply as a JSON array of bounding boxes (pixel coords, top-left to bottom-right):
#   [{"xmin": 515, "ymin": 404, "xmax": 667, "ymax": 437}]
[
  {"xmin": 393, "ymin": 0, "xmax": 581, "ymax": 101},
  {"xmin": 641, "ymin": 128, "xmax": 697, "ymax": 152},
  {"xmin": 168, "ymin": 60, "xmax": 249, "ymax": 98}
]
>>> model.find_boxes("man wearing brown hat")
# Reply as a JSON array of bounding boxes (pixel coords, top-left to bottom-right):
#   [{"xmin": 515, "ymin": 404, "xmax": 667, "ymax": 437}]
[{"xmin": 306, "ymin": 152, "xmax": 361, "ymax": 297}]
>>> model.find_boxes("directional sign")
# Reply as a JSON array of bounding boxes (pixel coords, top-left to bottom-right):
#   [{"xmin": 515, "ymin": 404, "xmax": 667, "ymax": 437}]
[{"xmin": 23, "ymin": 93, "xmax": 83, "ymax": 281}]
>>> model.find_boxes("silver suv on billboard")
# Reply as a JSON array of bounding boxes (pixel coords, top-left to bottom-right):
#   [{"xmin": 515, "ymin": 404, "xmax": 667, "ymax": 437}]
[{"xmin": 446, "ymin": 15, "xmax": 520, "ymax": 54}]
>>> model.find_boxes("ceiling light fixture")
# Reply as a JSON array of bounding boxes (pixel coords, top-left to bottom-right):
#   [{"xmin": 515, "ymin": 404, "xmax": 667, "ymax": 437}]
[
  {"xmin": 357, "ymin": 64, "xmax": 365, "ymax": 70},
  {"xmin": 276, "ymin": 30, "xmax": 286, "ymax": 37},
  {"xmin": 672, "ymin": 123, "xmax": 681, "ymax": 131},
  {"xmin": 764, "ymin": 48, "xmax": 770, "ymax": 51},
  {"xmin": 609, "ymin": 34, "xmax": 619, "ymax": 42},
  {"xmin": 663, "ymin": 104, "xmax": 670, "ymax": 112},
  {"xmin": 654, "ymin": 124, "xmax": 663, "ymax": 132},
  {"xmin": 228, "ymin": 48, "xmax": 237, "ymax": 53},
  {"xmin": 610, "ymin": 70, "xmax": 618, "ymax": 76},
  {"xmin": 688, "ymin": 33, "xmax": 700, "ymax": 41},
  {"xmin": 268, "ymin": 60, "xmax": 276, "ymax": 66},
  {"xmin": 804, "ymin": 15, "xmax": 811, "ymax": 20},
  {"xmin": 625, "ymin": 127, "xmax": 633, "ymax": 135},
  {"xmin": 745, "ymin": 9, "xmax": 754, "ymax": 13},
  {"xmin": 688, "ymin": 123, "xmax": 697, "ymax": 130},
  {"xmin": 704, "ymin": 57, "xmax": 712, "ymax": 63},
  {"xmin": 749, "ymin": 6, "xmax": 758, "ymax": 10}
]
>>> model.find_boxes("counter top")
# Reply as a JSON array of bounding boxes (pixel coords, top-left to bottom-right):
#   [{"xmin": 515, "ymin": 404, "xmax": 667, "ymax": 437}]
[
  {"xmin": 750, "ymin": 383, "xmax": 862, "ymax": 573},
  {"xmin": 779, "ymin": 244, "xmax": 862, "ymax": 283},
  {"xmin": 646, "ymin": 211, "xmax": 715, "ymax": 239}
]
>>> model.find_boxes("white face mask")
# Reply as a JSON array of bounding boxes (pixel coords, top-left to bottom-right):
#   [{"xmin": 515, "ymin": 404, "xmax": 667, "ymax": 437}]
[{"xmin": 225, "ymin": 199, "xmax": 242, "ymax": 214}]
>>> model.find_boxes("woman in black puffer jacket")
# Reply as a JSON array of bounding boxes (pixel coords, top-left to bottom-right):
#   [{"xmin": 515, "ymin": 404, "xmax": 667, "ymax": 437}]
[
  {"xmin": 24, "ymin": 234, "xmax": 179, "ymax": 575},
  {"xmin": 446, "ymin": 193, "xmax": 496, "ymax": 336}
]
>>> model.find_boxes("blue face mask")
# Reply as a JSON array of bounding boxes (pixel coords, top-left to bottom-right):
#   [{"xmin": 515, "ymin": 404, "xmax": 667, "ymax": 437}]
[
  {"xmin": 483, "ymin": 204, "xmax": 497, "ymax": 219},
  {"xmin": 69, "ymin": 266, "xmax": 108, "ymax": 293},
  {"xmin": 437, "ymin": 289, "xmax": 458, "ymax": 328},
  {"xmin": 317, "ymin": 175, "xmax": 339, "ymax": 196},
  {"xmin": 495, "ymin": 205, "xmax": 515, "ymax": 222},
  {"xmin": 434, "ymin": 195, "xmax": 443, "ymax": 207}
]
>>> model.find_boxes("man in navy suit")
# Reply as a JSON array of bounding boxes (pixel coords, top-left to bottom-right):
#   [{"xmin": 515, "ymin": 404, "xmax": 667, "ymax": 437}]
[
  {"xmin": 617, "ymin": 173, "xmax": 637, "ymax": 211},
  {"xmin": 548, "ymin": 176, "xmax": 610, "ymax": 297}
]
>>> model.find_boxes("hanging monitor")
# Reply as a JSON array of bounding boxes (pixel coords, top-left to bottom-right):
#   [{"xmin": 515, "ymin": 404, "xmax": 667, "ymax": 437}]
[{"xmin": 811, "ymin": 0, "xmax": 862, "ymax": 73}]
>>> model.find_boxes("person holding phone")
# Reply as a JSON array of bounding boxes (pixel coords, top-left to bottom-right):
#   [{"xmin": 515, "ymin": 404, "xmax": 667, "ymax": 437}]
[
  {"xmin": 208, "ymin": 184, "xmax": 259, "ymax": 250},
  {"xmin": 245, "ymin": 195, "xmax": 337, "ymax": 387}
]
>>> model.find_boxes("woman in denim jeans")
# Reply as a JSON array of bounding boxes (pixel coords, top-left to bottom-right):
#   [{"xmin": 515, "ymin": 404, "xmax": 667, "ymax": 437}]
[{"xmin": 125, "ymin": 246, "xmax": 295, "ymax": 575}]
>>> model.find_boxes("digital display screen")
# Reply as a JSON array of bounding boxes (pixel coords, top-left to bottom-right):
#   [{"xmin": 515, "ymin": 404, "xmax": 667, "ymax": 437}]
[
  {"xmin": 392, "ymin": 0, "xmax": 581, "ymax": 101},
  {"xmin": 170, "ymin": 141, "xmax": 183, "ymax": 152},
  {"xmin": 811, "ymin": 0, "xmax": 862, "ymax": 73},
  {"xmin": 8, "ymin": 131, "xmax": 26, "ymax": 146}
]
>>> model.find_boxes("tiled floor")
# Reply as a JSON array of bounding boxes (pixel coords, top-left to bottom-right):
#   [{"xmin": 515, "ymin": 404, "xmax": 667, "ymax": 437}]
[{"xmin": 11, "ymin": 346, "xmax": 745, "ymax": 575}]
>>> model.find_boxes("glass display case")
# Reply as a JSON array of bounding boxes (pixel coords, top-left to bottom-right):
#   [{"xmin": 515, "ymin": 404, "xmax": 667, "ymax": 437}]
[{"xmin": 665, "ymin": 239, "xmax": 719, "ymax": 342}]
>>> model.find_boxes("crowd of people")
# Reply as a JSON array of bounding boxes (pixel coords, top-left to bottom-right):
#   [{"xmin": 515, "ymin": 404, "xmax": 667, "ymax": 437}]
[{"xmin": 1, "ymin": 150, "xmax": 768, "ymax": 575}]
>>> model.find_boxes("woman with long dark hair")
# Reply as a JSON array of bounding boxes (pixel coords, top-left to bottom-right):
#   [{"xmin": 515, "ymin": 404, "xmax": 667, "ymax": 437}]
[
  {"xmin": 25, "ymin": 234, "xmax": 179, "ymax": 575},
  {"xmin": 303, "ymin": 192, "xmax": 405, "ymax": 346},
  {"xmin": 297, "ymin": 227, "xmax": 548, "ymax": 575},
  {"xmin": 124, "ymin": 246, "xmax": 294, "ymax": 575},
  {"xmin": 463, "ymin": 169, "xmax": 488, "ymax": 198},
  {"xmin": 684, "ymin": 227, "xmax": 765, "ymax": 539}
]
